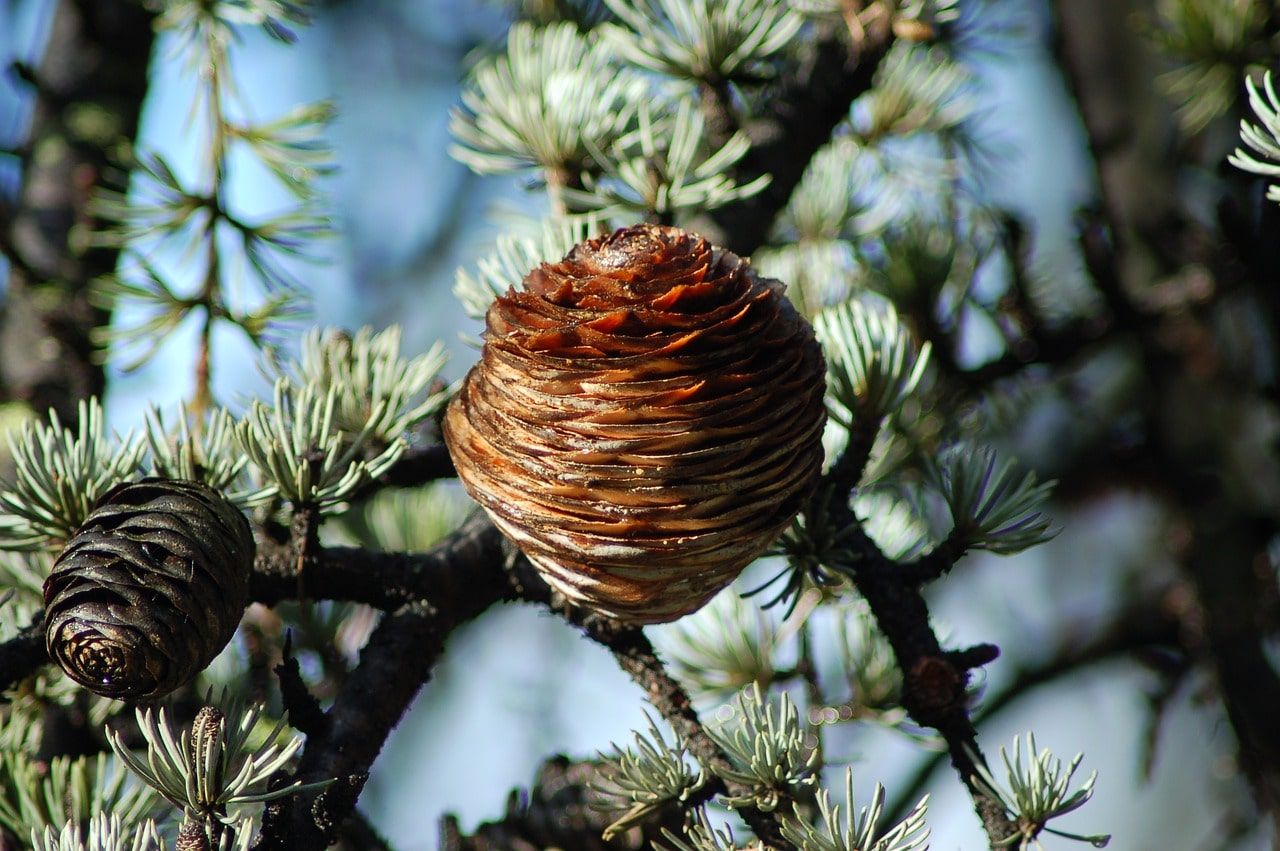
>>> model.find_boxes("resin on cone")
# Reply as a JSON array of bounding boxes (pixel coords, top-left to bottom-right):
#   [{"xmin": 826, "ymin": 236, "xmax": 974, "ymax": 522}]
[
  {"xmin": 445, "ymin": 224, "xmax": 827, "ymax": 624},
  {"xmin": 44, "ymin": 478, "xmax": 254, "ymax": 701}
]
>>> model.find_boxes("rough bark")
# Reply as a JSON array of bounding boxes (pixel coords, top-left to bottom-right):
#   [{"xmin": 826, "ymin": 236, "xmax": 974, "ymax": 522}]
[
  {"xmin": 702, "ymin": 22, "xmax": 895, "ymax": 256},
  {"xmin": 0, "ymin": 0, "xmax": 154, "ymax": 422}
]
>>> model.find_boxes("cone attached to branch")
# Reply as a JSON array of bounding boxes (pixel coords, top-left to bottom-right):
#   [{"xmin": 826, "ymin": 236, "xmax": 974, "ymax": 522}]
[
  {"xmin": 44, "ymin": 478, "xmax": 254, "ymax": 701},
  {"xmin": 445, "ymin": 224, "xmax": 827, "ymax": 623}
]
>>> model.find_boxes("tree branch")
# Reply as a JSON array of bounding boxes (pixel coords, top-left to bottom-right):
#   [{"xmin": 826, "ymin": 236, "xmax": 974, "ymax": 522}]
[
  {"xmin": 704, "ymin": 23, "xmax": 894, "ymax": 256},
  {"xmin": 841, "ymin": 524, "xmax": 1018, "ymax": 847},
  {"xmin": 1053, "ymin": 0, "xmax": 1280, "ymax": 827},
  {"xmin": 251, "ymin": 511, "xmax": 797, "ymax": 848},
  {"xmin": 0, "ymin": 0, "xmax": 154, "ymax": 421},
  {"xmin": 0, "ymin": 616, "xmax": 47, "ymax": 694},
  {"xmin": 251, "ymin": 524, "xmax": 499, "ymax": 610},
  {"xmin": 275, "ymin": 634, "xmax": 328, "ymax": 739},
  {"xmin": 882, "ymin": 600, "xmax": 1183, "ymax": 828},
  {"xmin": 254, "ymin": 512, "xmax": 520, "ymax": 849},
  {"xmin": 805, "ymin": 417, "xmax": 1019, "ymax": 845},
  {"xmin": 570, "ymin": 616, "xmax": 793, "ymax": 849}
]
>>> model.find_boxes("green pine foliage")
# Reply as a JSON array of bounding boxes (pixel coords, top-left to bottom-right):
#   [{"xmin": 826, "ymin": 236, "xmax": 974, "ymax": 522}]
[
  {"xmin": 89, "ymin": 0, "xmax": 330, "ymax": 379},
  {"xmin": 780, "ymin": 768, "xmax": 930, "ymax": 851},
  {"xmin": 1231, "ymin": 70, "xmax": 1280, "ymax": 202}
]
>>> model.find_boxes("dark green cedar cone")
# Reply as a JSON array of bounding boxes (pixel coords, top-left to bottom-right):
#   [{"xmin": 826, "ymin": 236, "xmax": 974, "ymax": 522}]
[{"xmin": 43, "ymin": 479, "xmax": 254, "ymax": 701}]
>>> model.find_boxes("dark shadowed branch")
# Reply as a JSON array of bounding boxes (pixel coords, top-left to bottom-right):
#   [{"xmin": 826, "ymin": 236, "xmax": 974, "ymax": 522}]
[
  {"xmin": 254, "ymin": 512, "xmax": 517, "ymax": 849},
  {"xmin": 252, "ymin": 506, "xmax": 794, "ymax": 849},
  {"xmin": 1052, "ymin": 0, "xmax": 1280, "ymax": 827},
  {"xmin": 571, "ymin": 616, "xmax": 792, "ymax": 848},
  {"xmin": 704, "ymin": 22, "xmax": 895, "ymax": 256},
  {"xmin": 0, "ymin": 0, "xmax": 154, "ymax": 422},
  {"xmin": 0, "ymin": 616, "xmax": 46, "ymax": 694},
  {"xmin": 882, "ymin": 600, "xmax": 1184, "ymax": 828}
]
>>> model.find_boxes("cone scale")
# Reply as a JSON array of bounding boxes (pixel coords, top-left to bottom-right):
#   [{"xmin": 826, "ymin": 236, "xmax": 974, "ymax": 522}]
[{"xmin": 445, "ymin": 225, "xmax": 827, "ymax": 623}]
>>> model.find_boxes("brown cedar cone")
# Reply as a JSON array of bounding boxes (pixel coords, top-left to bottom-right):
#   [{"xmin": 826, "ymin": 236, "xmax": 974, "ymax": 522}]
[
  {"xmin": 444, "ymin": 224, "xmax": 827, "ymax": 623},
  {"xmin": 44, "ymin": 478, "xmax": 254, "ymax": 701}
]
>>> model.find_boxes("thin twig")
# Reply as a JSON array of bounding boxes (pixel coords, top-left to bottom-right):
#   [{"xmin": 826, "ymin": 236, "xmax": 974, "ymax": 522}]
[
  {"xmin": 274, "ymin": 632, "xmax": 328, "ymax": 739},
  {"xmin": 797, "ymin": 615, "xmax": 825, "ymax": 767},
  {"xmin": 571, "ymin": 615, "xmax": 794, "ymax": 849},
  {"xmin": 881, "ymin": 603, "xmax": 1182, "ymax": 827},
  {"xmin": 822, "ymin": 484, "xmax": 1019, "ymax": 845},
  {"xmin": 191, "ymin": 39, "xmax": 230, "ymax": 422}
]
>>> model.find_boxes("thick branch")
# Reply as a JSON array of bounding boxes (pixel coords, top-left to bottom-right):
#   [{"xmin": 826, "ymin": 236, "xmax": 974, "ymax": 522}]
[
  {"xmin": 704, "ymin": 24, "xmax": 894, "ymax": 256},
  {"xmin": 0, "ymin": 616, "xmax": 46, "ymax": 694},
  {"xmin": 254, "ymin": 512, "xmax": 518, "ymax": 849},
  {"xmin": 251, "ymin": 535, "xmax": 475, "ymax": 609},
  {"xmin": 250, "ymin": 510, "xmax": 792, "ymax": 847},
  {"xmin": 0, "ymin": 0, "xmax": 154, "ymax": 421}
]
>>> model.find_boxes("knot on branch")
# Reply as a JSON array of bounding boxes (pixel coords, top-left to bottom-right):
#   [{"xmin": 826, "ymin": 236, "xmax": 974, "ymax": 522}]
[
  {"xmin": 904, "ymin": 654, "xmax": 968, "ymax": 727},
  {"xmin": 307, "ymin": 772, "xmax": 368, "ymax": 835}
]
